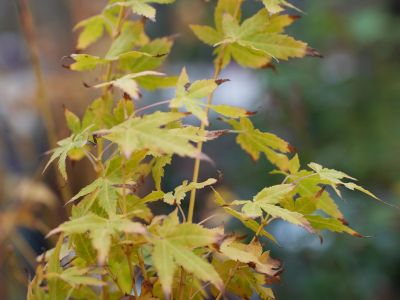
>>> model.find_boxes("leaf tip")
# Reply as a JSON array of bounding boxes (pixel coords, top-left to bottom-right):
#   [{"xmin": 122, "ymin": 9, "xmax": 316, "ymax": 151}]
[
  {"xmin": 215, "ymin": 78, "xmax": 230, "ymax": 85},
  {"xmin": 306, "ymin": 47, "xmax": 323, "ymax": 58}
]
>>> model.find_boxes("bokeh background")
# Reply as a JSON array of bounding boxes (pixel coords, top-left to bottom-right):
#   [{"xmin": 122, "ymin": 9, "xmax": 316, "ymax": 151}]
[{"xmin": 1, "ymin": 0, "xmax": 399, "ymax": 299}]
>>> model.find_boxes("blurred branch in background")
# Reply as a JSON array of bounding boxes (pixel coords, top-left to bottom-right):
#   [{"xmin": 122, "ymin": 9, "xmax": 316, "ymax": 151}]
[{"xmin": 15, "ymin": 0, "xmax": 71, "ymax": 204}]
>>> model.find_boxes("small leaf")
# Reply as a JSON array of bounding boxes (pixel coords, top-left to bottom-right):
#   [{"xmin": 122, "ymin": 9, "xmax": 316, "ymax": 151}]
[
  {"xmin": 163, "ymin": 178, "xmax": 217, "ymax": 205},
  {"xmin": 220, "ymin": 238, "xmax": 282, "ymax": 276},
  {"xmin": 74, "ymin": 15, "xmax": 105, "ymax": 50},
  {"xmin": 211, "ymin": 104, "xmax": 254, "ymax": 118},
  {"xmin": 64, "ymin": 108, "xmax": 81, "ymax": 134},
  {"xmin": 225, "ymin": 118, "xmax": 291, "ymax": 169},
  {"xmin": 44, "ymin": 132, "xmax": 88, "ymax": 180},
  {"xmin": 169, "ymin": 69, "xmax": 219, "ymax": 125},
  {"xmin": 152, "ymin": 155, "xmax": 172, "ymax": 190}
]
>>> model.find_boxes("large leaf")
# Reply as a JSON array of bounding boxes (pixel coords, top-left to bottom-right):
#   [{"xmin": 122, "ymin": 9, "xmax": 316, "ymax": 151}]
[
  {"xmin": 191, "ymin": 3, "xmax": 312, "ymax": 69},
  {"xmin": 48, "ymin": 214, "xmax": 145, "ymax": 264},
  {"xmin": 98, "ymin": 111, "xmax": 210, "ymax": 158},
  {"xmin": 150, "ymin": 211, "xmax": 223, "ymax": 296}
]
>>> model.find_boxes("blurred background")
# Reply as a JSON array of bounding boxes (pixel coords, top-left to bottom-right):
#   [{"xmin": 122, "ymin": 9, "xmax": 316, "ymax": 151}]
[{"xmin": 0, "ymin": 0, "xmax": 399, "ymax": 299}]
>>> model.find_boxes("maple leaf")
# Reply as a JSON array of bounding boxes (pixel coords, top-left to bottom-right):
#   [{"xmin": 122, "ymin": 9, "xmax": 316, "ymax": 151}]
[
  {"xmin": 150, "ymin": 211, "xmax": 224, "ymax": 297},
  {"xmin": 93, "ymin": 71, "xmax": 165, "ymax": 99},
  {"xmin": 306, "ymin": 215, "xmax": 363, "ymax": 237},
  {"xmin": 44, "ymin": 131, "xmax": 88, "ymax": 180},
  {"xmin": 169, "ymin": 68, "xmax": 217, "ymax": 125},
  {"xmin": 74, "ymin": 15, "xmax": 106, "ymax": 50},
  {"xmin": 97, "ymin": 111, "xmax": 210, "ymax": 158},
  {"xmin": 170, "ymin": 68, "xmax": 251, "ymax": 124},
  {"xmin": 46, "ymin": 267, "xmax": 105, "ymax": 288},
  {"xmin": 120, "ymin": 37, "xmax": 178, "ymax": 90},
  {"xmin": 308, "ymin": 162, "xmax": 379, "ymax": 200},
  {"xmin": 67, "ymin": 51, "xmax": 152, "ymax": 72},
  {"xmin": 220, "ymin": 238, "xmax": 282, "ymax": 277},
  {"xmin": 152, "ymin": 155, "xmax": 172, "ymax": 191},
  {"xmin": 47, "ymin": 213, "xmax": 145, "ymax": 264},
  {"xmin": 230, "ymin": 184, "xmax": 314, "ymax": 233},
  {"xmin": 191, "ymin": 4, "xmax": 314, "ymax": 69},
  {"xmin": 225, "ymin": 117, "xmax": 292, "ymax": 170},
  {"xmin": 213, "ymin": 188, "xmax": 278, "ymax": 243},
  {"xmin": 163, "ymin": 178, "xmax": 217, "ymax": 205}
]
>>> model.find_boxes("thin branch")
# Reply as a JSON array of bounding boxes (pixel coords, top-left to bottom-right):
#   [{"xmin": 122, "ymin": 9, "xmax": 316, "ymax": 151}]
[
  {"xmin": 177, "ymin": 203, "xmax": 187, "ymax": 223},
  {"xmin": 131, "ymin": 99, "xmax": 172, "ymax": 116}
]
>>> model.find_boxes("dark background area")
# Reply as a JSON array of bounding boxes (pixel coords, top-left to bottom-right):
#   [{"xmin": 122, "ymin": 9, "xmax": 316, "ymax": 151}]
[{"xmin": 0, "ymin": 0, "xmax": 399, "ymax": 299}]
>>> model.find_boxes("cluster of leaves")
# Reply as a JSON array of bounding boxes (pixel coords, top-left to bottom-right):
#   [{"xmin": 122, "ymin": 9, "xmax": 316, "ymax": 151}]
[{"xmin": 30, "ymin": 0, "xmax": 379, "ymax": 299}]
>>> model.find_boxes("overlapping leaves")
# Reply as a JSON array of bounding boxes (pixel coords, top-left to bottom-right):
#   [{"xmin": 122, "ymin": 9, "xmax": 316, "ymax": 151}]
[
  {"xmin": 96, "ymin": 111, "xmax": 211, "ymax": 158},
  {"xmin": 170, "ymin": 68, "xmax": 252, "ymax": 124},
  {"xmin": 48, "ymin": 213, "xmax": 145, "ymax": 264},
  {"xmin": 191, "ymin": 2, "xmax": 314, "ymax": 69}
]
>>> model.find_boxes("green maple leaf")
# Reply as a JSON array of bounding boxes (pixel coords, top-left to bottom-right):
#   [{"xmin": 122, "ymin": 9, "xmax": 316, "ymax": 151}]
[
  {"xmin": 44, "ymin": 131, "xmax": 89, "ymax": 180},
  {"xmin": 220, "ymin": 238, "xmax": 282, "ymax": 277},
  {"xmin": 212, "ymin": 188, "xmax": 278, "ymax": 244},
  {"xmin": 150, "ymin": 210, "xmax": 223, "ymax": 297},
  {"xmin": 170, "ymin": 68, "xmax": 218, "ymax": 125},
  {"xmin": 120, "ymin": 37, "xmax": 178, "ymax": 90},
  {"xmin": 308, "ymin": 162, "xmax": 379, "ymax": 200},
  {"xmin": 230, "ymin": 184, "xmax": 314, "ymax": 233},
  {"xmin": 225, "ymin": 117, "xmax": 292, "ymax": 170},
  {"xmin": 170, "ymin": 68, "xmax": 252, "ymax": 124},
  {"xmin": 191, "ymin": 3, "xmax": 313, "ymax": 69},
  {"xmin": 74, "ymin": 15, "xmax": 106, "ymax": 50},
  {"xmin": 68, "ymin": 51, "xmax": 151, "ymax": 72},
  {"xmin": 47, "ymin": 213, "xmax": 145, "ymax": 264},
  {"xmin": 306, "ymin": 215, "xmax": 363, "ymax": 237},
  {"xmin": 163, "ymin": 178, "xmax": 217, "ymax": 205},
  {"xmin": 97, "ymin": 111, "xmax": 210, "ymax": 158},
  {"xmin": 47, "ymin": 267, "xmax": 105, "ymax": 288},
  {"xmin": 152, "ymin": 155, "xmax": 172, "ymax": 191}
]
